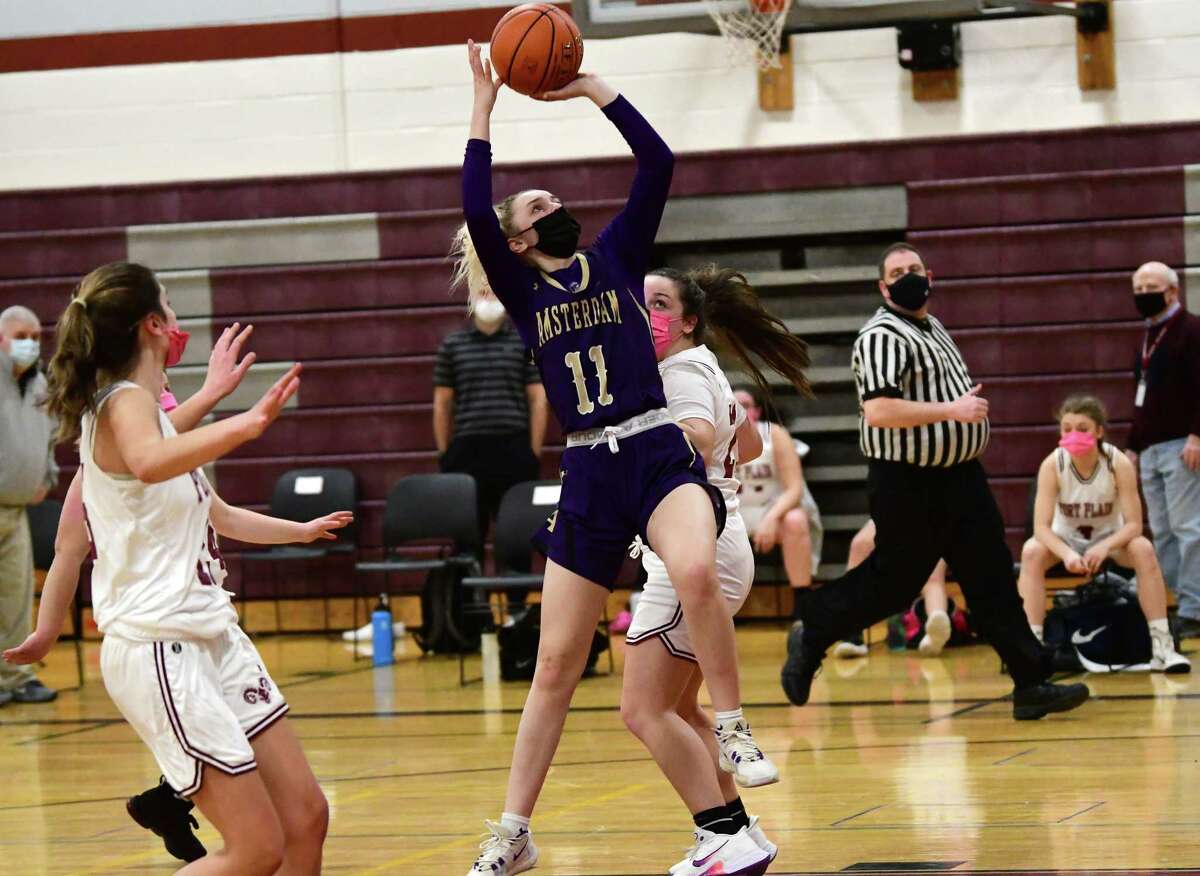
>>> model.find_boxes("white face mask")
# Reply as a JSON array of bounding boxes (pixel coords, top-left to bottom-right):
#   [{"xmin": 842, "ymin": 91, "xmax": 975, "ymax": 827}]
[
  {"xmin": 8, "ymin": 338, "xmax": 39, "ymax": 372},
  {"xmin": 473, "ymin": 298, "xmax": 506, "ymax": 324}
]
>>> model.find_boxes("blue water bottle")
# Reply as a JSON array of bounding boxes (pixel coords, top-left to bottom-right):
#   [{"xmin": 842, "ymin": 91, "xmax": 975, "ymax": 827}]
[{"xmin": 372, "ymin": 593, "xmax": 394, "ymax": 667}]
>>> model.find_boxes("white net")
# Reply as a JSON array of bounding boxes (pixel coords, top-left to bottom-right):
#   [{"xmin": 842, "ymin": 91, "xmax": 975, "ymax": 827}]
[{"xmin": 703, "ymin": 0, "xmax": 794, "ymax": 71}]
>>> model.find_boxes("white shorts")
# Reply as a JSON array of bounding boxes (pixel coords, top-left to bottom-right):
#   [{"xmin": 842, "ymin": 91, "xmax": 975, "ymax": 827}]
[
  {"xmin": 626, "ymin": 513, "xmax": 755, "ymax": 662},
  {"xmin": 1052, "ymin": 527, "xmax": 1119, "ymax": 559},
  {"xmin": 101, "ymin": 625, "xmax": 288, "ymax": 797},
  {"xmin": 740, "ymin": 490, "xmax": 823, "ymax": 576}
]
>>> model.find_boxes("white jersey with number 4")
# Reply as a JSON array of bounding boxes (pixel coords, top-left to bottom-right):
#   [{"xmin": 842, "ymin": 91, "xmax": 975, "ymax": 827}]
[
  {"xmin": 657, "ymin": 344, "xmax": 744, "ymax": 516},
  {"xmin": 80, "ymin": 381, "xmax": 238, "ymax": 642},
  {"xmin": 1051, "ymin": 444, "xmax": 1124, "ymax": 550}
]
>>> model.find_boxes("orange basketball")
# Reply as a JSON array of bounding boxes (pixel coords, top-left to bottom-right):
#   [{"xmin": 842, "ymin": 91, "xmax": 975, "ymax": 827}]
[{"xmin": 490, "ymin": 3, "xmax": 584, "ymax": 97}]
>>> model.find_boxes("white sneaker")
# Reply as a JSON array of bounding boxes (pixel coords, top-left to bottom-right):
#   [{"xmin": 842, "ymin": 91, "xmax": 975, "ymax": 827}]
[
  {"xmin": 919, "ymin": 610, "xmax": 951, "ymax": 657},
  {"xmin": 1151, "ymin": 629, "xmax": 1191, "ymax": 674},
  {"xmin": 467, "ymin": 820, "xmax": 538, "ymax": 875},
  {"xmin": 670, "ymin": 827, "xmax": 771, "ymax": 876},
  {"xmin": 342, "ymin": 620, "xmax": 405, "ymax": 642},
  {"xmin": 746, "ymin": 815, "xmax": 778, "ymax": 863},
  {"xmin": 833, "ymin": 638, "xmax": 869, "ymax": 659},
  {"xmin": 716, "ymin": 718, "xmax": 779, "ymax": 788}
]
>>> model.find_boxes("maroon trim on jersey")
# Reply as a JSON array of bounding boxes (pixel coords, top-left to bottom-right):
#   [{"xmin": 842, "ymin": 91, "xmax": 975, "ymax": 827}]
[
  {"xmin": 626, "ymin": 605, "xmax": 701, "ymax": 662},
  {"xmin": 245, "ymin": 701, "xmax": 290, "ymax": 740},
  {"xmin": 153, "ymin": 642, "xmax": 257, "ymax": 775},
  {"xmin": 656, "ymin": 633, "xmax": 698, "ymax": 664},
  {"xmin": 177, "ymin": 760, "xmax": 203, "ymax": 798},
  {"xmin": 624, "ymin": 604, "xmax": 684, "ymax": 645}
]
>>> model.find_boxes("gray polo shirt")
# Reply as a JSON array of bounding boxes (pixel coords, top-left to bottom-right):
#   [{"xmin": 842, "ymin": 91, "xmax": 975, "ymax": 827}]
[{"xmin": 0, "ymin": 350, "xmax": 58, "ymax": 506}]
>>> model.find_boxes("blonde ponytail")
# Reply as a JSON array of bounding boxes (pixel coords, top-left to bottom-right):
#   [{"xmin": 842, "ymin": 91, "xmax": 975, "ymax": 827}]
[{"xmin": 449, "ymin": 193, "xmax": 521, "ymax": 310}]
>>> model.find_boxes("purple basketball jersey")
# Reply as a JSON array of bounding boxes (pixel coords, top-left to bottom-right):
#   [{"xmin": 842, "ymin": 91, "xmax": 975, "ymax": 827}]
[{"xmin": 462, "ymin": 95, "xmax": 673, "ymax": 434}]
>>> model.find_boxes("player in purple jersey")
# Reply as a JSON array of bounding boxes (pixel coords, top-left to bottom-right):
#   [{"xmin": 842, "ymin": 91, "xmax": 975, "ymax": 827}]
[{"xmin": 458, "ymin": 41, "xmax": 778, "ymax": 875}]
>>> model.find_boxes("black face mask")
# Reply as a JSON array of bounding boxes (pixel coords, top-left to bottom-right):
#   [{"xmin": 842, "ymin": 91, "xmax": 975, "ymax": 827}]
[
  {"xmin": 524, "ymin": 207, "xmax": 581, "ymax": 259},
  {"xmin": 887, "ymin": 271, "xmax": 930, "ymax": 311},
  {"xmin": 1134, "ymin": 292, "xmax": 1168, "ymax": 319}
]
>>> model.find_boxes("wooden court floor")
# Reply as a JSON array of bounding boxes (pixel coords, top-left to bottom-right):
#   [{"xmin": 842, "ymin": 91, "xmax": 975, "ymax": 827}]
[{"xmin": 2, "ymin": 625, "xmax": 1199, "ymax": 875}]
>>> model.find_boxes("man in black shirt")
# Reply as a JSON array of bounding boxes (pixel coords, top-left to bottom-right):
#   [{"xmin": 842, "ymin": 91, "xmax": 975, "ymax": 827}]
[
  {"xmin": 781, "ymin": 244, "xmax": 1089, "ymax": 720},
  {"xmin": 434, "ymin": 285, "xmax": 548, "ymax": 585}
]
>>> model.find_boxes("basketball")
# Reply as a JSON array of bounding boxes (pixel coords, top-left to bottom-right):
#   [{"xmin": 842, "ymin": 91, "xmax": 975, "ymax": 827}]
[{"xmin": 490, "ymin": 3, "xmax": 584, "ymax": 96}]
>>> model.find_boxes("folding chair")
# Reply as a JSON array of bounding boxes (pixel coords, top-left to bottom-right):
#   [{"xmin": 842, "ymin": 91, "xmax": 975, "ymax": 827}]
[
  {"xmin": 26, "ymin": 500, "xmax": 83, "ymax": 687},
  {"xmin": 353, "ymin": 473, "xmax": 482, "ymax": 661},
  {"xmin": 240, "ymin": 468, "xmax": 358, "ymax": 634},
  {"xmin": 459, "ymin": 480, "xmax": 615, "ymax": 684}
]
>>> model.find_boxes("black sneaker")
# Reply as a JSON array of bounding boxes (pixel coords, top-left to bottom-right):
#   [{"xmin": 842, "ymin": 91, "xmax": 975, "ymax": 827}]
[
  {"xmin": 126, "ymin": 779, "xmax": 207, "ymax": 862},
  {"xmin": 1175, "ymin": 616, "xmax": 1200, "ymax": 640},
  {"xmin": 11, "ymin": 679, "xmax": 56, "ymax": 703},
  {"xmin": 781, "ymin": 620, "xmax": 823, "ymax": 706},
  {"xmin": 1012, "ymin": 682, "xmax": 1090, "ymax": 721}
]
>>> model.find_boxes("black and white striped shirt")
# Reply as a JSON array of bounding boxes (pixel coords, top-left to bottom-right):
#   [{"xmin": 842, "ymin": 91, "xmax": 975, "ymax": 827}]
[
  {"xmin": 433, "ymin": 323, "xmax": 541, "ymax": 439},
  {"xmin": 851, "ymin": 306, "xmax": 988, "ymax": 468}
]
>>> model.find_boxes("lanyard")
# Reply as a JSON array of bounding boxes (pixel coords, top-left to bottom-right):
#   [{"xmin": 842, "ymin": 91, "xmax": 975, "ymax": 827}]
[{"xmin": 1141, "ymin": 310, "xmax": 1182, "ymax": 371}]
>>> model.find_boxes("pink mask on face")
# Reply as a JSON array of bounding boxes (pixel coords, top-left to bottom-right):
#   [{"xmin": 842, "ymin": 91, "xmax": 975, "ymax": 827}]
[
  {"xmin": 159, "ymin": 390, "xmax": 179, "ymax": 412},
  {"xmin": 650, "ymin": 310, "xmax": 683, "ymax": 358},
  {"xmin": 1059, "ymin": 431, "xmax": 1097, "ymax": 457},
  {"xmin": 165, "ymin": 328, "xmax": 190, "ymax": 368},
  {"xmin": 745, "ymin": 407, "xmax": 761, "ymax": 425}
]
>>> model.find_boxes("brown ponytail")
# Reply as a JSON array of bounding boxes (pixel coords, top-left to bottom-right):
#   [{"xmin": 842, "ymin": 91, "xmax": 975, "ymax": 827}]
[
  {"xmin": 45, "ymin": 262, "xmax": 164, "ymax": 442},
  {"xmin": 649, "ymin": 265, "xmax": 813, "ymax": 402}
]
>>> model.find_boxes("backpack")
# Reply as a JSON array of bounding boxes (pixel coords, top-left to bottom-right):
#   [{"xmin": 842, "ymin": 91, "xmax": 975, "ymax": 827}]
[
  {"xmin": 497, "ymin": 605, "xmax": 608, "ymax": 681},
  {"xmin": 412, "ymin": 564, "xmax": 486, "ymax": 655},
  {"xmin": 1043, "ymin": 572, "xmax": 1152, "ymax": 673},
  {"xmin": 888, "ymin": 596, "xmax": 975, "ymax": 650}
]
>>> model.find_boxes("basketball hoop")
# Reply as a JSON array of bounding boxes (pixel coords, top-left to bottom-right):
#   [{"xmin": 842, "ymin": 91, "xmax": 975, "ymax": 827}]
[{"xmin": 703, "ymin": 0, "xmax": 793, "ymax": 70}]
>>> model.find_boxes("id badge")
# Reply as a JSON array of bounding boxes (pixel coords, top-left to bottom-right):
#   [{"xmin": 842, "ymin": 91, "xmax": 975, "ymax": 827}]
[{"xmin": 1135, "ymin": 380, "xmax": 1146, "ymax": 408}]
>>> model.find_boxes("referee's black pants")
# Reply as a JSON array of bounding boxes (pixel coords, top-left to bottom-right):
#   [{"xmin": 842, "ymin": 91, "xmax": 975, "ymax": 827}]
[{"xmin": 797, "ymin": 458, "xmax": 1051, "ymax": 689}]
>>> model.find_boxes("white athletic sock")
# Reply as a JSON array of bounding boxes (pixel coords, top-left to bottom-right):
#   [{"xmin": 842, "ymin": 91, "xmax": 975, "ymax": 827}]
[
  {"xmin": 715, "ymin": 708, "xmax": 745, "ymax": 728},
  {"xmin": 1149, "ymin": 618, "xmax": 1171, "ymax": 636},
  {"xmin": 500, "ymin": 812, "xmax": 530, "ymax": 834},
  {"xmin": 1030, "ymin": 625, "xmax": 1044, "ymax": 644}
]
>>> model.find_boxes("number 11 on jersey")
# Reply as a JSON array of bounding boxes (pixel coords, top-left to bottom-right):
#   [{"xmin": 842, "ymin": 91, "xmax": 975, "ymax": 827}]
[{"xmin": 565, "ymin": 345, "xmax": 614, "ymax": 415}]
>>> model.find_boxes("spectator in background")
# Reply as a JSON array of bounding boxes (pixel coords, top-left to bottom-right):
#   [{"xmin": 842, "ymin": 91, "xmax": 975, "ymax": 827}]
[
  {"xmin": 434, "ymin": 282, "xmax": 548, "ymax": 608},
  {"xmin": 1127, "ymin": 262, "xmax": 1200, "ymax": 638},
  {"xmin": 731, "ymin": 387, "xmax": 823, "ymax": 603},
  {"xmin": 0, "ymin": 305, "xmax": 59, "ymax": 706}
]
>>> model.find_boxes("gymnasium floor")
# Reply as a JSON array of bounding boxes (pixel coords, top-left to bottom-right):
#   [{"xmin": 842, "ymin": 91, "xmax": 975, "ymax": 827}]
[{"xmin": 1, "ymin": 626, "xmax": 1197, "ymax": 875}]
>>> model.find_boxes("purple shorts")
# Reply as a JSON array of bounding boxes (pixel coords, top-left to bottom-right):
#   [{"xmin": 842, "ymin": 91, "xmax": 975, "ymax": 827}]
[{"xmin": 531, "ymin": 423, "xmax": 726, "ymax": 590}]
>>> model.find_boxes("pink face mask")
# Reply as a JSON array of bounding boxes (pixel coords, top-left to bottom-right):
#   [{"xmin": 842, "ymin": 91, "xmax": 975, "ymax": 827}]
[
  {"xmin": 165, "ymin": 327, "xmax": 190, "ymax": 368},
  {"xmin": 745, "ymin": 407, "xmax": 761, "ymax": 425},
  {"xmin": 1058, "ymin": 430, "xmax": 1097, "ymax": 457},
  {"xmin": 159, "ymin": 390, "xmax": 179, "ymax": 412},
  {"xmin": 650, "ymin": 310, "xmax": 683, "ymax": 358}
]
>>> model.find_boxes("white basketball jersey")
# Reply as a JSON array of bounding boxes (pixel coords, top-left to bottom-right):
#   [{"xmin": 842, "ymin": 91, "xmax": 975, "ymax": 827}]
[
  {"xmin": 1051, "ymin": 444, "xmax": 1124, "ymax": 547},
  {"xmin": 734, "ymin": 420, "xmax": 810, "ymax": 513},
  {"xmin": 80, "ymin": 381, "xmax": 238, "ymax": 642},
  {"xmin": 658, "ymin": 344, "xmax": 744, "ymax": 515}
]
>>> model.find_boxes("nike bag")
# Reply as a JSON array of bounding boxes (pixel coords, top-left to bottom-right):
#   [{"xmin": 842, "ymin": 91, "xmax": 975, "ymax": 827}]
[
  {"xmin": 1043, "ymin": 573, "xmax": 1151, "ymax": 673},
  {"xmin": 497, "ymin": 605, "xmax": 609, "ymax": 681}
]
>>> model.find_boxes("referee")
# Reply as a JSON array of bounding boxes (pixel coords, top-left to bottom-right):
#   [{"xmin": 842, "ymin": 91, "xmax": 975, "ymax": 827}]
[{"xmin": 781, "ymin": 243, "xmax": 1090, "ymax": 720}]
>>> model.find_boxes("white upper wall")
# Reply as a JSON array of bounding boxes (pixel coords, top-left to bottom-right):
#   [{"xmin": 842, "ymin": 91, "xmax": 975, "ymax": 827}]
[{"xmin": 0, "ymin": 0, "xmax": 1197, "ymax": 191}]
